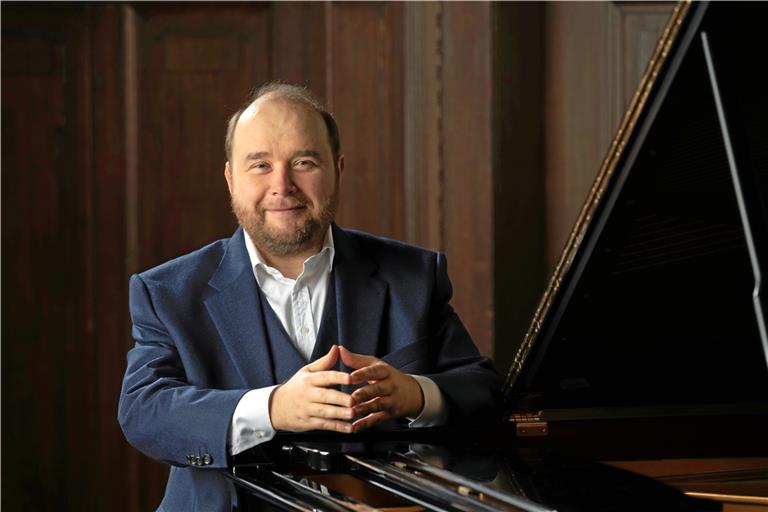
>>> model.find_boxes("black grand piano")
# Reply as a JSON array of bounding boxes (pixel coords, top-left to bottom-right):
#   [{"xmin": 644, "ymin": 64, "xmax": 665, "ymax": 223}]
[{"xmin": 227, "ymin": 2, "xmax": 768, "ymax": 510}]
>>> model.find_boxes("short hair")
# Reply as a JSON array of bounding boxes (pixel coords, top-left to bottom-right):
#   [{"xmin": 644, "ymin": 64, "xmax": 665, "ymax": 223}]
[{"xmin": 224, "ymin": 82, "xmax": 341, "ymax": 168}]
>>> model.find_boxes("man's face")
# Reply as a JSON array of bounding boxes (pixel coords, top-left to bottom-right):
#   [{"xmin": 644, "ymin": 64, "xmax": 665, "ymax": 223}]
[{"xmin": 226, "ymin": 97, "xmax": 342, "ymax": 257}]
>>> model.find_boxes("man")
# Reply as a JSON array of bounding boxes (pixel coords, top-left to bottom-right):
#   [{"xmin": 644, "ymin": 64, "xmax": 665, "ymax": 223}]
[{"xmin": 118, "ymin": 83, "xmax": 501, "ymax": 511}]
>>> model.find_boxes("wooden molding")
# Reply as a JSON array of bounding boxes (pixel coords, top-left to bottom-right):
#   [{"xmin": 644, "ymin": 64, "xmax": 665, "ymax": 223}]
[{"xmin": 403, "ymin": 2, "xmax": 443, "ymax": 251}]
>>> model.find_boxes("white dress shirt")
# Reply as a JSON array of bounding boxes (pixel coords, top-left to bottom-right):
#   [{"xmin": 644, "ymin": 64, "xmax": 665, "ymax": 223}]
[{"xmin": 229, "ymin": 228, "xmax": 447, "ymax": 455}]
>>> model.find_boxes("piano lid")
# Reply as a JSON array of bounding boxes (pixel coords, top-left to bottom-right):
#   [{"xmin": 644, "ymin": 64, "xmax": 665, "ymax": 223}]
[{"xmin": 505, "ymin": 1, "xmax": 768, "ymax": 413}]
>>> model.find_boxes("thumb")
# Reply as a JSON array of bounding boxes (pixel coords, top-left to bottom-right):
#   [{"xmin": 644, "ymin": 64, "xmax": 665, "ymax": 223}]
[
  {"xmin": 306, "ymin": 345, "xmax": 339, "ymax": 372},
  {"xmin": 339, "ymin": 345, "xmax": 378, "ymax": 369}
]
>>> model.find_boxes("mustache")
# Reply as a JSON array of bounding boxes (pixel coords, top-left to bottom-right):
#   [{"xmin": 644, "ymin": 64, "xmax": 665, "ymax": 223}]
[{"xmin": 259, "ymin": 200, "xmax": 309, "ymax": 210}]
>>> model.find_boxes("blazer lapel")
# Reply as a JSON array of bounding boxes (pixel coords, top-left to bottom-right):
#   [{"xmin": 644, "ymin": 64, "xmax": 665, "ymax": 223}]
[
  {"xmin": 332, "ymin": 225, "xmax": 387, "ymax": 361},
  {"xmin": 204, "ymin": 228, "xmax": 276, "ymax": 388}
]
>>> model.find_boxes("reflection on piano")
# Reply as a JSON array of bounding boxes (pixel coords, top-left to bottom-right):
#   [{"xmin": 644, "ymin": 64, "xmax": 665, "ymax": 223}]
[{"xmin": 228, "ymin": 2, "xmax": 768, "ymax": 510}]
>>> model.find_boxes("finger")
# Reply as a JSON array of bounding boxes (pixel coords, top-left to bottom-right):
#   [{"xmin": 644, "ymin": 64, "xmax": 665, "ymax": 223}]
[
  {"xmin": 353, "ymin": 396, "xmax": 392, "ymax": 418},
  {"xmin": 309, "ymin": 403, "xmax": 356, "ymax": 421},
  {"xmin": 309, "ymin": 418, "xmax": 354, "ymax": 434},
  {"xmin": 352, "ymin": 411, "xmax": 391, "ymax": 432},
  {"xmin": 305, "ymin": 345, "xmax": 340, "ymax": 372},
  {"xmin": 310, "ymin": 387, "xmax": 356, "ymax": 407},
  {"xmin": 352, "ymin": 381, "xmax": 393, "ymax": 403},
  {"xmin": 350, "ymin": 363, "xmax": 390, "ymax": 384},
  {"xmin": 308, "ymin": 370, "xmax": 352, "ymax": 387},
  {"xmin": 339, "ymin": 345, "xmax": 379, "ymax": 369}
]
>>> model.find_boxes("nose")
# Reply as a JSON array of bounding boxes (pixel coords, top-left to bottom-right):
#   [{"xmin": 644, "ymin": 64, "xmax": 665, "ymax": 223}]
[{"xmin": 269, "ymin": 164, "xmax": 297, "ymax": 196}]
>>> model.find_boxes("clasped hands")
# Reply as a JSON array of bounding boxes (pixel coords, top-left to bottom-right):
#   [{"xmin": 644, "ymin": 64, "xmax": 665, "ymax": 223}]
[{"xmin": 269, "ymin": 345, "xmax": 424, "ymax": 433}]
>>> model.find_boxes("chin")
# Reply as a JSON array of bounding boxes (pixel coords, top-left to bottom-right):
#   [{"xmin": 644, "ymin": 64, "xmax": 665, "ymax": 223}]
[{"xmin": 265, "ymin": 219, "xmax": 306, "ymax": 235}]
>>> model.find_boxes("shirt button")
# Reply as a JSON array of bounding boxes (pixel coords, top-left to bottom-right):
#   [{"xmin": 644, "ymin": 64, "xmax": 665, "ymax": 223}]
[
  {"xmin": 255, "ymin": 431, "xmax": 264, "ymax": 438},
  {"xmin": 301, "ymin": 326, "xmax": 309, "ymax": 335}
]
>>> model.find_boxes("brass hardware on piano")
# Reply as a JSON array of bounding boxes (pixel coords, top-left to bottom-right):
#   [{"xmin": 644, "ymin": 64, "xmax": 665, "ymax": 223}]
[{"xmin": 508, "ymin": 413, "xmax": 548, "ymax": 438}]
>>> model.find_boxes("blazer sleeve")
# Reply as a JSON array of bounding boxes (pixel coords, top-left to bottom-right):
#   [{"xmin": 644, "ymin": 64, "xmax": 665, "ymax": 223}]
[
  {"xmin": 422, "ymin": 252, "xmax": 503, "ymax": 424},
  {"xmin": 117, "ymin": 274, "xmax": 249, "ymax": 469}
]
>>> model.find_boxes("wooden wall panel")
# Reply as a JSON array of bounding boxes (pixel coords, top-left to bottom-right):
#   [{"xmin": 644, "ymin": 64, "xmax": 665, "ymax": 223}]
[
  {"xmin": 613, "ymin": 3, "xmax": 677, "ymax": 116},
  {"xmin": 492, "ymin": 3, "xmax": 547, "ymax": 370},
  {"xmin": 271, "ymin": 2, "xmax": 328, "ymax": 100},
  {"xmin": 1, "ymin": 5, "xmax": 97, "ymax": 509},
  {"xmin": 328, "ymin": 2, "xmax": 405, "ymax": 240},
  {"xmin": 403, "ymin": 2, "xmax": 443, "ymax": 251},
  {"xmin": 131, "ymin": 3, "xmax": 272, "ymax": 271},
  {"xmin": 91, "ymin": 6, "xmax": 133, "ymax": 510},
  {"xmin": 441, "ymin": 2, "xmax": 494, "ymax": 356},
  {"xmin": 544, "ymin": 2, "xmax": 613, "ymax": 266},
  {"xmin": 544, "ymin": 2, "xmax": 674, "ymax": 265}
]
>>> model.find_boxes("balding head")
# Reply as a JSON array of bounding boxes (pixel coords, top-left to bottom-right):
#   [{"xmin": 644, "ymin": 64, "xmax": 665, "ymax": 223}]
[{"xmin": 225, "ymin": 83, "xmax": 341, "ymax": 170}]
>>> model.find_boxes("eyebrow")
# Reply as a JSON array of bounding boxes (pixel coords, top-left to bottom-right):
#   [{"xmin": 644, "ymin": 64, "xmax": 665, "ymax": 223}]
[
  {"xmin": 243, "ymin": 150, "xmax": 323, "ymax": 161},
  {"xmin": 244, "ymin": 151, "xmax": 270, "ymax": 161},
  {"xmin": 291, "ymin": 149, "xmax": 322, "ymax": 160}
]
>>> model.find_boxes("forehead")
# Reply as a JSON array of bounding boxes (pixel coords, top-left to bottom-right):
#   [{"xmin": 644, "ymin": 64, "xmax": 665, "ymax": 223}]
[{"xmin": 233, "ymin": 97, "xmax": 328, "ymax": 154}]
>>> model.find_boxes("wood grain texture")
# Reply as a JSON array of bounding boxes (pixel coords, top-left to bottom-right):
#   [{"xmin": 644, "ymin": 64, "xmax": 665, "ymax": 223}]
[
  {"xmin": 545, "ymin": 2, "xmax": 611, "ymax": 267},
  {"xmin": 1, "ymin": 4, "xmax": 96, "ymax": 509},
  {"xmin": 441, "ymin": 2, "xmax": 494, "ymax": 356},
  {"xmin": 613, "ymin": 3, "xmax": 676, "ymax": 120},
  {"xmin": 328, "ymin": 2, "xmax": 405, "ymax": 240},
  {"xmin": 544, "ymin": 2, "xmax": 674, "ymax": 266},
  {"xmin": 403, "ymin": 2, "xmax": 443, "ymax": 251},
  {"xmin": 492, "ymin": 2, "xmax": 547, "ymax": 370},
  {"xmin": 90, "ymin": 6, "xmax": 131, "ymax": 509},
  {"xmin": 271, "ymin": 2, "xmax": 328, "ymax": 100}
]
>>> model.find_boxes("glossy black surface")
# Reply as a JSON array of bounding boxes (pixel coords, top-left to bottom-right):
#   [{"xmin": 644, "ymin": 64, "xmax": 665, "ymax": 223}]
[{"xmin": 232, "ymin": 428, "xmax": 723, "ymax": 511}]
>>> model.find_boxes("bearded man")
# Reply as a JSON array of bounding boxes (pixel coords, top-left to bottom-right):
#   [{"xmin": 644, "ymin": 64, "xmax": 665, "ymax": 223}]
[{"xmin": 118, "ymin": 83, "xmax": 501, "ymax": 512}]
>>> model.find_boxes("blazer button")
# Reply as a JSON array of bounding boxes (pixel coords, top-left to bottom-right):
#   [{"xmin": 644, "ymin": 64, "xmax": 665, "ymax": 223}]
[
  {"xmin": 186, "ymin": 454, "xmax": 194, "ymax": 464},
  {"xmin": 203, "ymin": 453, "xmax": 212, "ymax": 465},
  {"xmin": 194, "ymin": 455, "xmax": 202, "ymax": 466}
]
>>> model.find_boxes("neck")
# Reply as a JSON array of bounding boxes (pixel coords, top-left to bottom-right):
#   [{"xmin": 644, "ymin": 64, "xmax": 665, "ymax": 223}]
[{"xmin": 258, "ymin": 238, "xmax": 324, "ymax": 280}]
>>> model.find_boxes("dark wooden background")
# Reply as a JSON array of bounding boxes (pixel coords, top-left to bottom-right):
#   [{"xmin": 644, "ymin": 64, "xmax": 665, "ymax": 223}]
[{"xmin": 1, "ymin": 2, "xmax": 672, "ymax": 509}]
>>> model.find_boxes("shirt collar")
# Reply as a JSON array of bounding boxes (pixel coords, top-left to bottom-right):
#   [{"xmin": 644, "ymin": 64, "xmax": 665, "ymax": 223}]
[{"xmin": 243, "ymin": 226, "xmax": 335, "ymax": 281}]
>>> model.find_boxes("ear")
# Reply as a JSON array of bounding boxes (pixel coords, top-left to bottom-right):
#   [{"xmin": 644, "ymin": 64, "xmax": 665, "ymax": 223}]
[
  {"xmin": 337, "ymin": 155, "xmax": 345, "ymax": 179},
  {"xmin": 224, "ymin": 161, "xmax": 234, "ymax": 195}
]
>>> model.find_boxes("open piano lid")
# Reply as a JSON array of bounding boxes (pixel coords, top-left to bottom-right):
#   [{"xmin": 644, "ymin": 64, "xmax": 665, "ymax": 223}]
[{"xmin": 505, "ymin": 0, "xmax": 768, "ymax": 417}]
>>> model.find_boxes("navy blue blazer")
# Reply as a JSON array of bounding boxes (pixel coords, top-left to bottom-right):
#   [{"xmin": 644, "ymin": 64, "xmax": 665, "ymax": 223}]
[{"xmin": 118, "ymin": 225, "xmax": 501, "ymax": 511}]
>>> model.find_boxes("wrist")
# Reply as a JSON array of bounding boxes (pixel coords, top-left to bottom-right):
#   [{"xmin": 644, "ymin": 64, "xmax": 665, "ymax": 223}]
[
  {"xmin": 268, "ymin": 385, "xmax": 283, "ymax": 430},
  {"xmin": 408, "ymin": 375, "xmax": 425, "ymax": 417}
]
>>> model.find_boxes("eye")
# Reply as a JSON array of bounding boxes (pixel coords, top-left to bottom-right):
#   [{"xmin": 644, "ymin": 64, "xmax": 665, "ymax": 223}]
[
  {"xmin": 248, "ymin": 162, "xmax": 270, "ymax": 173},
  {"xmin": 294, "ymin": 159, "xmax": 316, "ymax": 170}
]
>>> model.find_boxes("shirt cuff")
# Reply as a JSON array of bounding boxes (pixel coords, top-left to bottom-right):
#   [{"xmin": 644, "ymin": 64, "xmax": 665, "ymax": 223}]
[
  {"xmin": 230, "ymin": 385, "xmax": 279, "ymax": 455},
  {"xmin": 407, "ymin": 375, "xmax": 448, "ymax": 427}
]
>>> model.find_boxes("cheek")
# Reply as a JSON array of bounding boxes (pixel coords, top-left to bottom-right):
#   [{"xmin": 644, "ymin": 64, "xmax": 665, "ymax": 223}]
[
  {"xmin": 232, "ymin": 181, "xmax": 267, "ymax": 202},
  {"xmin": 301, "ymin": 176, "xmax": 336, "ymax": 202}
]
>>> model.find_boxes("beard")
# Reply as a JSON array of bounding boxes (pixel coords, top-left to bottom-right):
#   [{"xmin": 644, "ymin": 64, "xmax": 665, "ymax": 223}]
[{"xmin": 231, "ymin": 186, "xmax": 339, "ymax": 258}]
